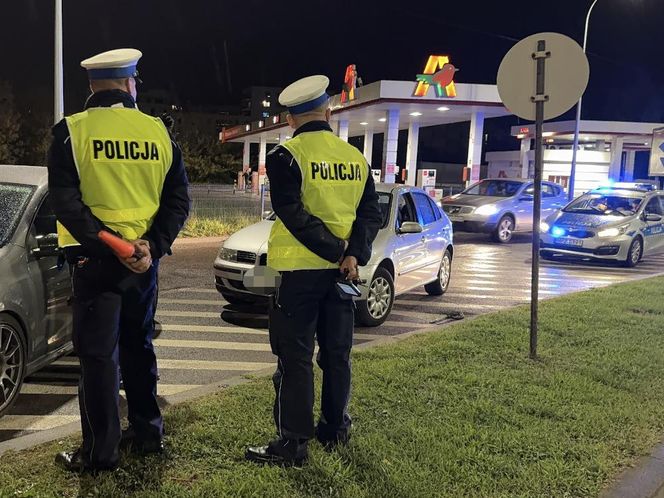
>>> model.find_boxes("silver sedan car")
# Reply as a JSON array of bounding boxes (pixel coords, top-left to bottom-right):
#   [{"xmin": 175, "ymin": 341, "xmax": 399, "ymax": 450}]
[
  {"xmin": 214, "ymin": 184, "xmax": 454, "ymax": 327},
  {"xmin": 441, "ymin": 178, "xmax": 567, "ymax": 243},
  {"xmin": 0, "ymin": 165, "xmax": 73, "ymax": 416},
  {"xmin": 540, "ymin": 185, "xmax": 664, "ymax": 267}
]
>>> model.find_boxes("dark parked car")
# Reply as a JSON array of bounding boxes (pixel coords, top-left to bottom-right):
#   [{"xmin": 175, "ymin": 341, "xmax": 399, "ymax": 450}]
[{"xmin": 0, "ymin": 165, "xmax": 73, "ymax": 416}]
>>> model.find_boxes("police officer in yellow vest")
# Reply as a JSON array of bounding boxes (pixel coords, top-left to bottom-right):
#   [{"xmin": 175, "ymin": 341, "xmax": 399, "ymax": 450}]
[
  {"xmin": 47, "ymin": 49, "xmax": 190, "ymax": 472},
  {"xmin": 246, "ymin": 75, "xmax": 382, "ymax": 466}
]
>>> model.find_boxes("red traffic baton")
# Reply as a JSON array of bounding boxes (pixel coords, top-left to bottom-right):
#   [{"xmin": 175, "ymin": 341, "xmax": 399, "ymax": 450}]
[{"xmin": 98, "ymin": 231, "xmax": 143, "ymax": 260}]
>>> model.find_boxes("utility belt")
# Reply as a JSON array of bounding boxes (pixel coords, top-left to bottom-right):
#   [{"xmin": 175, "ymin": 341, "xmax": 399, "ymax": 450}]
[{"xmin": 63, "ymin": 246, "xmax": 115, "ymax": 265}]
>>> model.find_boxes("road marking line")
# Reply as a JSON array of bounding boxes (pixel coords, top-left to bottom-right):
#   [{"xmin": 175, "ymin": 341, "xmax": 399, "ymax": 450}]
[
  {"xmin": 155, "ymin": 339, "xmax": 272, "ymax": 351},
  {"xmin": 0, "ymin": 415, "xmax": 79, "ymax": 431},
  {"xmin": 160, "ymin": 299, "xmax": 225, "ymax": 306},
  {"xmin": 158, "ymin": 324, "xmax": 383, "ymax": 342},
  {"xmin": 20, "ymin": 384, "xmax": 78, "ymax": 395},
  {"xmin": 19, "ymin": 383, "xmax": 202, "ymax": 397},
  {"xmin": 54, "ymin": 357, "xmax": 273, "ymax": 371},
  {"xmin": 157, "ymin": 311, "xmax": 221, "ymax": 318},
  {"xmin": 160, "ymin": 324, "xmax": 267, "ymax": 335},
  {"xmin": 155, "ymin": 384, "xmax": 203, "ymax": 396},
  {"xmin": 164, "ymin": 288, "xmax": 219, "ymax": 294}
]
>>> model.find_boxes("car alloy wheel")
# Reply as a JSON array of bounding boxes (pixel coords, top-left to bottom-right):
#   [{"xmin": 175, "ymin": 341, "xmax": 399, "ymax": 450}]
[
  {"xmin": 425, "ymin": 248, "xmax": 452, "ymax": 296},
  {"xmin": 440, "ymin": 252, "xmax": 451, "ymax": 289},
  {"xmin": 355, "ymin": 267, "xmax": 395, "ymax": 327},
  {"xmin": 0, "ymin": 319, "xmax": 25, "ymax": 415},
  {"xmin": 367, "ymin": 276, "xmax": 392, "ymax": 320},
  {"xmin": 497, "ymin": 217, "xmax": 513, "ymax": 243},
  {"xmin": 626, "ymin": 237, "xmax": 642, "ymax": 267}
]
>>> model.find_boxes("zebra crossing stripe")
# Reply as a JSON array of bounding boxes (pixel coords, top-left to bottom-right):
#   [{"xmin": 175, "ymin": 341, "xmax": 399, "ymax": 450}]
[
  {"xmin": 52, "ymin": 357, "xmax": 273, "ymax": 371},
  {"xmin": 0, "ymin": 415, "xmax": 79, "ymax": 431}
]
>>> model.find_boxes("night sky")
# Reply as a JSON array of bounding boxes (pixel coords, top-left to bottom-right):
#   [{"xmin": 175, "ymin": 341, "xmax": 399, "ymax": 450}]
[{"xmin": 2, "ymin": 0, "xmax": 663, "ymax": 123}]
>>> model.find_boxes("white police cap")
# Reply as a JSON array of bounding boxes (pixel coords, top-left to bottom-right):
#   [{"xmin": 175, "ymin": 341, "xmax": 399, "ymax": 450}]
[
  {"xmin": 81, "ymin": 48, "xmax": 142, "ymax": 80},
  {"xmin": 279, "ymin": 75, "xmax": 330, "ymax": 115}
]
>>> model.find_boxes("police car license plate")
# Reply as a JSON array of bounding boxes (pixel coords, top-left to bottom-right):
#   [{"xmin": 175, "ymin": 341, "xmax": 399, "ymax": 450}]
[{"xmin": 558, "ymin": 238, "xmax": 583, "ymax": 247}]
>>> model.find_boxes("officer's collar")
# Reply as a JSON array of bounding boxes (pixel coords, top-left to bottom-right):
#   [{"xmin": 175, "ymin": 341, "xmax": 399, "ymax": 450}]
[
  {"xmin": 84, "ymin": 89, "xmax": 136, "ymax": 110},
  {"xmin": 293, "ymin": 120, "xmax": 333, "ymax": 137}
]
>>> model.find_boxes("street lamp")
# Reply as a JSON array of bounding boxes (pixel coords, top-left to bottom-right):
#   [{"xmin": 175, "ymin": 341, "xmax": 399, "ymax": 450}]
[
  {"xmin": 568, "ymin": 0, "xmax": 600, "ymax": 201},
  {"xmin": 54, "ymin": 0, "xmax": 64, "ymax": 124}
]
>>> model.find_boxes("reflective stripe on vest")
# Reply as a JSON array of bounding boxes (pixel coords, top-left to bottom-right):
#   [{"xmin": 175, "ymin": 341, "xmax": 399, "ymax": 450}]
[
  {"xmin": 57, "ymin": 107, "xmax": 173, "ymax": 247},
  {"xmin": 267, "ymin": 130, "xmax": 368, "ymax": 271}
]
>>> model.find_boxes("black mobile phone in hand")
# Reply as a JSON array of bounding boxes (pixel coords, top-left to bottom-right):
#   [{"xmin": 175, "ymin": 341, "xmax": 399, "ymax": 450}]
[{"xmin": 335, "ymin": 280, "xmax": 362, "ymax": 299}]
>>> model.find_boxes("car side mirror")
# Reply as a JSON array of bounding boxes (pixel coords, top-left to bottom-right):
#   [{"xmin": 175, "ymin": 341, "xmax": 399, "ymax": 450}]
[
  {"xmin": 32, "ymin": 233, "xmax": 61, "ymax": 258},
  {"xmin": 397, "ymin": 221, "xmax": 423, "ymax": 234},
  {"xmin": 519, "ymin": 195, "xmax": 534, "ymax": 202},
  {"xmin": 645, "ymin": 213, "xmax": 662, "ymax": 223}
]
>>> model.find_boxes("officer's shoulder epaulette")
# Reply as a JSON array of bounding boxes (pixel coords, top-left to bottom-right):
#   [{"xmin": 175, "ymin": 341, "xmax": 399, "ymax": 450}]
[
  {"xmin": 267, "ymin": 146, "xmax": 297, "ymax": 168},
  {"xmin": 51, "ymin": 118, "xmax": 70, "ymax": 140}
]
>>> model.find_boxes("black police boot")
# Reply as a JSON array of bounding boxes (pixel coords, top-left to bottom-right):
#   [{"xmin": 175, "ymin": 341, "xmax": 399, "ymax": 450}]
[
  {"xmin": 245, "ymin": 438, "xmax": 308, "ymax": 467},
  {"xmin": 315, "ymin": 425, "xmax": 351, "ymax": 452},
  {"xmin": 55, "ymin": 448, "xmax": 118, "ymax": 474},
  {"xmin": 120, "ymin": 426, "xmax": 164, "ymax": 455}
]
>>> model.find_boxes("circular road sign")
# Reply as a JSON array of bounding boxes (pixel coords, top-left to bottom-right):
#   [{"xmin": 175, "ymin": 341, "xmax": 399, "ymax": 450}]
[{"xmin": 497, "ymin": 32, "xmax": 589, "ymax": 121}]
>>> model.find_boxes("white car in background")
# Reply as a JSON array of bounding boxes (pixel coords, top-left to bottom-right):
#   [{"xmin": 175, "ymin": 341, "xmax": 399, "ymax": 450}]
[{"xmin": 214, "ymin": 184, "xmax": 454, "ymax": 327}]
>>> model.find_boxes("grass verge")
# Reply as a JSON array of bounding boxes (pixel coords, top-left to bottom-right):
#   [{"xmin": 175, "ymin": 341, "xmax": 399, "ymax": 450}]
[
  {"xmin": 2, "ymin": 277, "xmax": 664, "ymax": 497},
  {"xmin": 179, "ymin": 215, "xmax": 256, "ymax": 238}
]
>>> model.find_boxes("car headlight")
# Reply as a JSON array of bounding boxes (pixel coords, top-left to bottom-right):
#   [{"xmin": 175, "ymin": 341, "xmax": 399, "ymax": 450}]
[
  {"xmin": 598, "ymin": 225, "xmax": 628, "ymax": 238},
  {"xmin": 540, "ymin": 221, "xmax": 550, "ymax": 233},
  {"xmin": 475, "ymin": 204, "xmax": 499, "ymax": 216},
  {"xmin": 218, "ymin": 247, "xmax": 238, "ymax": 261}
]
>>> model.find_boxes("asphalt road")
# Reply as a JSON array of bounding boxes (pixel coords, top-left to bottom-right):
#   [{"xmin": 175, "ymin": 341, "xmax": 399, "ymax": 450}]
[{"xmin": 2, "ymin": 233, "xmax": 663, "ymax": 449}]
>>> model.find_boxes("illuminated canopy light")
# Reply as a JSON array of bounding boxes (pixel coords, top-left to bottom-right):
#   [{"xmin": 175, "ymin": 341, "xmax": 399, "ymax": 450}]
[
  {"xmin": 437, "ymin": 106, "xmax": 450, "ymax": 111},
  {"xmin": 360, "ymin": 122, "xmax": 368, "ymax": 125},
  {"xmin": 410, "ymin": 112, "xmax": 422, "ymax": 117},
  {"xmin": 378, "ymin": 118, "xmax": 386, "ymax": 122}
]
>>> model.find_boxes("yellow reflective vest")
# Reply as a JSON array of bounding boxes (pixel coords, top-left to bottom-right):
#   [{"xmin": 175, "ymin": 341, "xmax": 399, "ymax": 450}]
[
  {"xmin": 268, "ymin": 130, "xmax": 368, "ymax": 271},
  {"xmin": 57, "ymin": 107, "xmax": 173, "ymax": 247}
]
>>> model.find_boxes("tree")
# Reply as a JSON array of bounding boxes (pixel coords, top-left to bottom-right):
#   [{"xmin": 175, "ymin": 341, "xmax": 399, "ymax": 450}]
[
  {"xmin": 175, "ymin": 126, "xmax": 242, "ymax": 184},
  {"xmin": 0, "ymin": 82, "xmax": 22, "ymax": 164}
]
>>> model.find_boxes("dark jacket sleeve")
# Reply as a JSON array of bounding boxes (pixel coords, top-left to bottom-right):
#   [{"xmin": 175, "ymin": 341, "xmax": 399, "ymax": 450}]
[
  {"xmin": 47, "ymin": 119, "xmax": 114, "ymax": 256},
  {"xmin": 143, "ymin": 141, "xmax": 190, "ymax": 259},
  {"xmin": 266, "ymin": 146, "xmax": 346, "ymax": 263},
  {"xmin": 346, "ymin": 167, "xmax": 382, "ymax": 266}
]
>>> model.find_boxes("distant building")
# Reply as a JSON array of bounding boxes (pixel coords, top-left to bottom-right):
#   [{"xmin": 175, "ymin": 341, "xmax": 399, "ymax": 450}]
[
  {"xmin": 138, "ymin": 88, "xmax": 245, "ymax": 136},
  {"xmin": 242, "ymin": 86, "xmax": 284, "ymax": 122}
]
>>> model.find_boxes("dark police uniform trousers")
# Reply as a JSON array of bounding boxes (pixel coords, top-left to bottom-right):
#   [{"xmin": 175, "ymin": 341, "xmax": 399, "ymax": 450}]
[
  {"xmin": 269, "ymin": 269, "xmax": 354, "ymax": 442},
  {"xmin": 69, "ymin": 252, "xmax": 162, "ymax": 466}
]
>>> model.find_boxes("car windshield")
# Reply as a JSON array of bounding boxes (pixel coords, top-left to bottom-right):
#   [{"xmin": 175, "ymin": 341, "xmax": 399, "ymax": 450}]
[
  {"xmin": 563, "ymin": 194, "xmax": 642, "ymax": 216},
  {"xmin": 462, "ymin": 180, "xmax": 523, "ymax": 197},
  {"xmin": 0, "ymin": 183, "xmax": 34, "ymax": 247}
]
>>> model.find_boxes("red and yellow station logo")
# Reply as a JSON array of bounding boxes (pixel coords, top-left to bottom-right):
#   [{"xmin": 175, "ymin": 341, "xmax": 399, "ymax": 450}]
[{"xmin": 414, "ymin": 55, "xmax": 458, "ymax": 98}]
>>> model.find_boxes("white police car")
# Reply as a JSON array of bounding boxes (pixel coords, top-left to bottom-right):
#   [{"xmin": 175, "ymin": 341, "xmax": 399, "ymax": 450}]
[{"xmin": 540, "ymin": 183, "xmax": 664, "ymax": 267}]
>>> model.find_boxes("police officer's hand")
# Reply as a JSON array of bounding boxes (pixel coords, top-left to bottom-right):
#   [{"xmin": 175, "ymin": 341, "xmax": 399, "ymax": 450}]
[
  {"xmin": 340, "ymin": 256, "xmax": 359, "ymax": 281},
  {"xmin": 119, "ymin": 239, "xmax": 152, "ymax": 274}
]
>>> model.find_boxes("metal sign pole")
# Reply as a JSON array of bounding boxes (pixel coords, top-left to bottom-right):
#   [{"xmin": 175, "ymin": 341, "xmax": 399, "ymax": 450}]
[
  {"xmin": 54, "ymin": 0, "xmax": 64, "ymax": 124},
  {"xmin": 530, "ymin": 40, "xmax": 550, "ymax": 359},
  {"xmin": 497, "ymin": 32, "xmax": 589, "ymax": 360}
]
